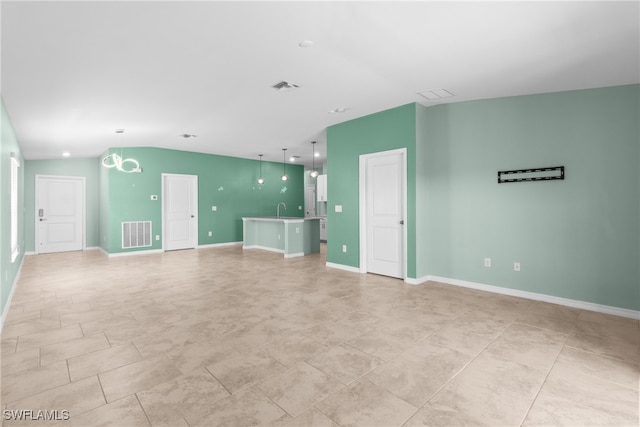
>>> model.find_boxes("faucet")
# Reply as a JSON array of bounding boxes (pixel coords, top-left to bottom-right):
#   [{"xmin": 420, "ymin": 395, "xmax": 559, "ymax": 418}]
[{"xmin": 276, "ymin": 202, "xmax": 287, "ymax": 218}]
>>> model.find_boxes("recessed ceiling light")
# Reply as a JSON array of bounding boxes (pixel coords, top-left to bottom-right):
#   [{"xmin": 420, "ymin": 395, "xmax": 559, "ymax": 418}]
[
  {"xmin": 298, "ymin": 40, "xmax": 314, "ymax": 48},
  {"xmin": 272, "ymin": 81, "xmax": 299, "ymax": 92},
  {"xmin": 329, "ymin": 107, "xmax": 348, "ymax": 114},
  {"xmin": 62, "ymin": 151, "xmax": 70, "ymax": 157},
  {"xmin": 417, "ymin": 88, "xmax": 455, "ymax": 101}
]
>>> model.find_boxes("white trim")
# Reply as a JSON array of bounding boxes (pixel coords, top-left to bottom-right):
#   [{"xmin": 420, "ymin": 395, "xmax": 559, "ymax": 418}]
[
  {"xmin": 359, "ymin": 148, "xmax": 408, "ymax": 278},
  {"xmin": 0, "ymin": 255, "xmax": 25, "ymax": 333},
  {"xmin": 84, "ymin": 246, "xmax": 100, "ymax": 251},
  {"xmin": 404, "ymin": 276, "xmax": 429, "ymax": 285},
  {"xmin": 326, "ymin": 262, "xmax": 362, "ymax": 274},
  {"xmin": 106, "ymin": 249, "xmax": 165, "ymax": 258},
  {"xmin": 242, "ymin": 245, "xmax": 285, "ymax": 254},
  {"xmin": 24, "ymin": 251, "xmax": 37, "ymax": 256},
  {"xmin": 198, "ymin": 242, "xmax": 243, "ymax": 249},
  {"xmin": 426, "ymin": 275, "xmax": 640, "ymax": 320},
  {"xmin": 35, "ymin": 175, "xmax": 86, "ymax": 254},
  {"xmin": 284, "ymin": 252, "xmax": 305, "ymax": 258}
]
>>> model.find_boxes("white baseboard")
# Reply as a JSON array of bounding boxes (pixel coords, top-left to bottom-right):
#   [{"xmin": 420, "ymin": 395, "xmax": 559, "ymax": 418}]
[
  {"xmin": 242, "ymin": 245, "xmax": 285, "ymax": 254},
  {"xmin": 326, "ymin": 262, "xmax": 361, "ymax": 274},
  {"xmin": 426, "ymin": 275, "xmax": 640, "ymax": 320},
  {"xmin": 0, "ymin": 255, "xmax": 25, "ymax": 333},
  {"xmin": 106, "ymin": 249, "xmax": 165, "ymax": 258},
  {"xmin": 285, "ymin": 252, "xmax": 304, "ymax": 258},
  {"xmin": 24, "ymin": 251, "xmax": 37, "ymax": 256},
  {"xmin": 405, "ymin": 276, "xmax": 429, "ymax": 285},
  {"xmin": 198, "ymin": 242, "xmax": 242, "ymax": 249},
  {"xmin": 84, "ymin": 246, "xmax": 100, "ymax": 251}
]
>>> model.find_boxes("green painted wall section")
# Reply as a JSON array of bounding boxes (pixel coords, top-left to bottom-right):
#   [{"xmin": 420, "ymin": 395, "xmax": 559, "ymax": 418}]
[
  {"xmin": 419, "ymin": 84, "xmax": 639, "ymax": 310},
  {"xmin": 99, "ymin": 150, "xmax": 110, "ymax": 252},
  {"xmin": 24, "ymin": 158, "xmax": 101, "ymax": 252},
  {"xmin": 103, "ymin": 147, "xmax": 304, "ymax": 254},
  {"xmin": 0, "ymin": 99, "xmax": 25, "ymax": 317},
  {"xmin": 326, "ymin": 104, "xmax": 417, "ymax": 278}
]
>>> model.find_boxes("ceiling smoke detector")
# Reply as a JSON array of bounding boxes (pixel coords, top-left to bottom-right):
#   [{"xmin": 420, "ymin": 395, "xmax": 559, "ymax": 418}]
[{"xmin": 272, "ymin": 81, "xmax": 299, "ymax": 92}]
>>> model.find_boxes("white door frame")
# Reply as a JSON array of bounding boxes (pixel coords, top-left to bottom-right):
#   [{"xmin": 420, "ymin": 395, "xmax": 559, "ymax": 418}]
[
  {"xmin": 358, "ymin": 148, "xmax": 407, "ymax": 278},
  {"xmin": 35, "ymin": 175, "xmax": 86, "ymax": 254},
  {"xmin": 161, "ymin": 173, "xmax": 199, "ymax": 251}
]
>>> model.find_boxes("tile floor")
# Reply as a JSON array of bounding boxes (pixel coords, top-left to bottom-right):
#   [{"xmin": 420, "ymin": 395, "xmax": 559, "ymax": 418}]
[{"xmin": 1, "ymin": 245, "xmax": 638, "ymax": 426}]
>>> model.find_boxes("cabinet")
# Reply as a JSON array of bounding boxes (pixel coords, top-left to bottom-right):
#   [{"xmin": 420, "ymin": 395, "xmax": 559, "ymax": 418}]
[
  {"xmin": 317, "ymin": 174, "xmax": 328, "ymax": 202},
  {"xmin": 320, "ymin": 218, "xmax": 327, "ymax": 241}
]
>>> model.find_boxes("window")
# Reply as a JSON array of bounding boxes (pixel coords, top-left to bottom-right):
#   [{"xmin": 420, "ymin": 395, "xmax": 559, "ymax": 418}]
[{"xmin": 10, "ymin": 153, "xmax": 20, "ymax": 262}]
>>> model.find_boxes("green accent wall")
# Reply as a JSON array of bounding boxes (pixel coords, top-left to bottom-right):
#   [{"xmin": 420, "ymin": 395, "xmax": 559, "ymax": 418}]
[
  {"xmin": 326, "ymin": 103, "xmax": 417, "ymax": 278},
  {"xmin": 24, "ymin": 158, "xmax": 101, "ymax": 252},
  {"xmin": 102, "ymin": 147, "xmax": 304, "ymax": 254},
  {"xmin": 419, "ymin": 84, "xmax": 639, "ymax": 310},
  {"xmin": 1, "ymin": 99, "xmax": 25, "ymax": 317},
  {"xmin": 327, "ymin": 84, "xmax": 639, "ymax": 311}
]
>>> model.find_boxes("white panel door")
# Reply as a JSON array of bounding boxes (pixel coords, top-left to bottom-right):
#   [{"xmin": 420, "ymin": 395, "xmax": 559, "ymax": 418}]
[
  {"xmin": 163, "ymin": 174, "xmax": 198, "ymax": 251},
  {"xmin": 36, "ymin": 175, "xmax": 84, "ymax": 253},
  {"xmin": 365, "ymin": 152, "xmax": 404, "ymax": 278}
]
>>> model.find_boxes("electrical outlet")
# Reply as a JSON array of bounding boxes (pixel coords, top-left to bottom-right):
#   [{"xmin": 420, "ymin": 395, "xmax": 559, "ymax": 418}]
[
  {"xmin": 335, "ymin": 205, "xmax": 343, "ymax": 213},
  {"xmin": 298, "ymin": 205, "xmax": 302, "ymax": 210},
  {"xmin": 211, "ymin": 206, "xmax": 217, "ymax": 211},
  {"xmin": 155, "ymin": 235, "xmax": 160, "ymax": 241},
  {"xmin": 208, "ymin": 231, "xmax": 212, "ymax": 237},
  {"xmin": 278, "ymin": 234, "xmax": 281, "ymax": 240},
  {"xmin": 150, "ymin": 195, "xmax": 158, "ymax": 201},
  {"xmin": 514, "ymin": 262, "xmax": 521, "ymax": 272},
  {"xmin": 296, "ymin": 227, "xmax": 300, "ymax": 234},
  {"xmin": 484, "ymin": 257, "xmax": 492, "ymax": 268},
  {"xmin": 342, "ymin": 245, "xmax": 347, "ymax": 253}
]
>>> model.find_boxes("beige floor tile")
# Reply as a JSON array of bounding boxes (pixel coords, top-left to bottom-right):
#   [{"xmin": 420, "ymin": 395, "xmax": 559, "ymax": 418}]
[
  {"xmin": 347, "ymin": 330, "xmax": 416, "ymax": 361},
  {"xmin": 40, "ymin": 333, "xmax": 111, "ymax": 366},
  {"xmin": 58, "ymin": 308, "xmax": 114, "ymax": 328},
  {"xmin": 1, "ymin": 337, "xmax": 18, "ymax": 355},
  {"xmin": 2, "ymin": 317, "xmax": 61, "ymax": 339},
  {"xmin": 483, "ymin": 323, "xmax": 567, "ymax": 370},
  {"xmin": 98, "ymin": 355, "xmax": 182, "ymax": 402},
  {"xmin": 555, "ymin": 346, "xmax": 639, "ymax": 390},
  {"xmin": 257, "ymin": 362, "xmax": 344, "ymax": 418},
  {"xmin": 283, "ymin": 408, "xmax": 339, "ymax": 427},
  {"xmin": 423, "ymin": 314, "xmax": 508, "ymax": 356},
  {"xmin": 136, "ymin": 369, "xmax": 229, "ymax": 426},
  {"xmin": 68, "ymin": 342, "xmax": 143, "ymax": 382},
  {"xmin": 206, "ymin": 350, "xmax": 287, "ymax": 394},
  {"xmin": 261, "ymin": 333, "xmax": 329, "ymax": 367},
  {"xmin": 566, "ymin": 329, "xmax": 639, "ymax": 365},
  {"xmin": 306, "ymin": 344, "xmax": 382, "ymax": 384},
  {"xmin": 15, "ymin": 325, "xmax": 83, "ymax": 352},
  {"xmin": 366, "ymin": 341, "xmax": 472, "ymax": 407},
  {"xmin": 514, "ymin": 310, "xmax": 577, "ymax": 333},
  {"xmin": 523, "ymin": 365, "xmax": 639, "ymax": 426},
  {"xmin": 304, "ymin": 321, "xmax": 363, "ymax": 346},
  {"xmin": 1, "ymin": 360, "xmax": 69, "ymax": 403},
  {"xmin": 165, "ymin": 339, "xmax": 240, "ymax": 375},
  {"xmin": 316, "ymin": 378, "xmax": 416, "ymax": 427},
  {"xmin": 189, "ymin": 389, "xmax": 292, "ymax": 427},
  {"xmin": 3, "ymin": 310, "xmax": 41, "ymax": 327},
  {"xmin": 409, "ymin": 352, "xmax": 546, "ymax": 426},
  {"xmin": 66, "ymin": 395, "xmax": 150, "ymax": 427},
  {"xmin": 4, "ymin": 376, "xmax": 105, "ymax": 425},
  {"xmin": 1, "ymin": 348, "xmax": 40, "ymax": 376}
]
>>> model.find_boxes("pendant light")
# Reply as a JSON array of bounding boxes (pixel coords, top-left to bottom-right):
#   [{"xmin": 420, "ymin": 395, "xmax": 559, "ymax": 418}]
[
  {"xmin": 257, "ymin": 154, "xmax": 265, "ymax": 184},
  {"xmin": 281, "ymin": 148, "xmax": 288, "ymax": 181},
  {"xmin": 309, "ymin": 141, "xmax": 319, "ymax": 178},
  {"xmin": 101, "ymin": 129, "xmax": 141, "ymax": 173}
]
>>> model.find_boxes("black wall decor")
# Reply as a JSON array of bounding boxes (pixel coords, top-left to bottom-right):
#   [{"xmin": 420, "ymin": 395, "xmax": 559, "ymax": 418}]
[{"xmin": 498, "ymin": 166, "xmax": 565, "ymax": 183}]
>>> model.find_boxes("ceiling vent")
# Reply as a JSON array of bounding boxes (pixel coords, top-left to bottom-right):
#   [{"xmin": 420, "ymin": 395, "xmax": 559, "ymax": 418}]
[
  {"xmin": 272, "ymin": 81, "xmax": 299, "ymax": 92},
  {"xmin": 418, "ymin": 88, "xmax": 454, "ymax": 101}
]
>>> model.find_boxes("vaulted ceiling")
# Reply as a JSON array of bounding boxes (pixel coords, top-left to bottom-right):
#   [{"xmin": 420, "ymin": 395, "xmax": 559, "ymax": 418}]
[{"xmin": 2, "ymin": 1, "xmax": 638, "ymax": 167}]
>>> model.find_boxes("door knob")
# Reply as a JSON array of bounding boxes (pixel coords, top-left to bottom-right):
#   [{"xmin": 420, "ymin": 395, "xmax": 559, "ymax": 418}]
[
  {"xmin": 39, "ymin": 218, "xmax": 47, "ymax": 222},
  {"xmin": 191, "ymin": 215, "xmax": 195, "ymax": 218},
  {"xmin": 400, "ymin": 220, "xmax": 404, "ymax": 225}
]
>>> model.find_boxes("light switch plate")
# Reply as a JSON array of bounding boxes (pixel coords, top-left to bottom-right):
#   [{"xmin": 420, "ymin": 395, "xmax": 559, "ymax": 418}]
[
  {"xmin": 212, "ymin": 206, "xmax": 217, "ymax": 211},
  {"xmin": 150, "ymin": 195, "xmax": 158, "ymax": 201},
  {"xmin": 335, "ymin": 205, "xmax": 343, "ymax": 213}
]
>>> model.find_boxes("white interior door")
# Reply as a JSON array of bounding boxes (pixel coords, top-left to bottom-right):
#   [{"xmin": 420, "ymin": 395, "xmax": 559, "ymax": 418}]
[
  {"xmin": 36, "ymin": 175, "xmax": 85, "ymax": 253},
  {"xmin": 362, "ymin": 150, "xmax": 405, "ymax": 278},
  {"xmin": 163, "ymin": 174, "xmax": 198, "ymax": 251},
  {"xmin": 305, "ymin": 185, "xmax": 316, "ymax": 216}
]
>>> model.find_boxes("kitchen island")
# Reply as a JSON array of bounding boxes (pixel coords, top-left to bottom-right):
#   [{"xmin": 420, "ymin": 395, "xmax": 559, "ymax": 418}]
[{"xmin": 241, "ymin": 217, "xmax": 320, "ymax": 258}]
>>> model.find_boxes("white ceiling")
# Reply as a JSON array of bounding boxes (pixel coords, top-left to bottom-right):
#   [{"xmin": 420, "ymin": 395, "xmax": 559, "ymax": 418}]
[{"xmin": 2, "ymin": 1, "xmax": 639, "ymax": 167}]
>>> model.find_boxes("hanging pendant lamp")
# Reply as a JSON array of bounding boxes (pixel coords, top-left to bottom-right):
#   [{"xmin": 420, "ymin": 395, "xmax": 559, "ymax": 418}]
[
  {"xmin": 257, "ymin": 154, "xmax": 265, "ymax": 184},
  {"xmin": 309, "ymin": 141, "xmax": 319, "ymax": 178},
  {"xmin": 101, "ymin": 129, "xmax": 142, "ymax": 173},
  {"xmin": 281, "ymin": 148, "xmax": 288, "ymax": 181}
]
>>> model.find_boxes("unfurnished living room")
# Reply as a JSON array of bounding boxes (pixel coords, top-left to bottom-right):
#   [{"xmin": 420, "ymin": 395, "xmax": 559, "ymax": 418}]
[{"xmin": 1, "ymin": 1, "xmax": 638, "ymax": 426}]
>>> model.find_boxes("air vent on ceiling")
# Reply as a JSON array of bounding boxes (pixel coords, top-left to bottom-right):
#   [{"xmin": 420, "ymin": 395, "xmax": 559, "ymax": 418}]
[
  {"xmin": 272, "ymin": 81, "xmax": 299, "ymax": 92},
  {"xmin": 418, "ymin": 88, "xmax": 454, "ymax": 101}
]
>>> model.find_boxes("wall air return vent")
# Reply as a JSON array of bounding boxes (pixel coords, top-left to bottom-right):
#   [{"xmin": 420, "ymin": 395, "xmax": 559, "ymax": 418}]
[
  {"xmin": 272, "ymin": 81, "xmax": 299, "ymax": 92},
  {"xmin": 122, "ymin": 221, "xmax": 152, "ymax": 249}
]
